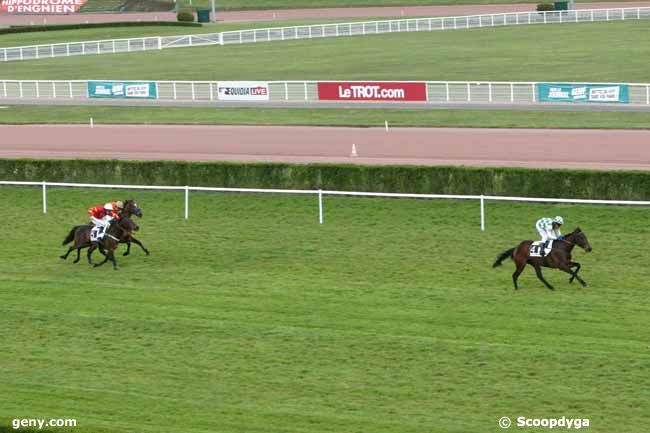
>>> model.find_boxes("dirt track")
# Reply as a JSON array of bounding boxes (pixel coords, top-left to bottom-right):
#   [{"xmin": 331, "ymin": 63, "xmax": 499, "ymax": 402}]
[
  {"xmin": 1, "ymin": 2, "xmax": 648, "ymax": 25},
  {"xmin": 1, "ymin": 124, "xmax": 649, "ymax": 170}
]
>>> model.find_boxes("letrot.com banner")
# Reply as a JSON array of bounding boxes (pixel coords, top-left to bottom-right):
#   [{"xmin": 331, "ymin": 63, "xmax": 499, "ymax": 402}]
[
  {"xmin": 1, "ymin": 0, "xmax": 87, "ymax": 13},
  {"xmin": 217, "ymin": 81, "xmax": 269, "ymax": 101},
  {"xmin": 538, "ymin": 83, "xmax": 629, "ymax": 103},
  {"xmin": 88, "ymin": 81, "xmax": 157, "ymax": 99},
  {"xmin": 318, "ymin": 82, "xmax": 427, "ymax": 102}
]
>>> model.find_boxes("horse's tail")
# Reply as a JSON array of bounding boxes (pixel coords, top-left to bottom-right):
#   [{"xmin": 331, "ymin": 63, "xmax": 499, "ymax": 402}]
[
  {"xmin": 492, "ymin": 247, "xmax": 516, "ymax": 268},
  {"xmin": 62, "ymin": 226, "xmax": 80, "ymax": 245}
]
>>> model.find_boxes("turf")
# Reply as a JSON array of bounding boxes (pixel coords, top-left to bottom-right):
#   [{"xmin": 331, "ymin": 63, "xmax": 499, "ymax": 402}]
[
  {"xmin": 1, "ymin": 21, "xmax": 647, "ymax": 83},
  {"xmin": 1, "ymin": 185, "xmax": 649, "ymax": 433},
  {"xmin": 3, "ymin": 105, "xmax": 650, "ymax": 129}
]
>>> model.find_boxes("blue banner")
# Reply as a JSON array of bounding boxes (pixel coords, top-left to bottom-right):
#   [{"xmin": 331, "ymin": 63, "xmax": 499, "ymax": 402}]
[
  {"xmin": 537, "ymin": 83, "xmax": 629, "ymax": 103},
  {"xmin": 88, "ymin": 81, "xmax": 157, "ymax": 99}
]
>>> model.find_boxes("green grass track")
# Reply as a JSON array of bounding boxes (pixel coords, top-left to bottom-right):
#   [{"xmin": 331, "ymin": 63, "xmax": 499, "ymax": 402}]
[
  {"xmin": 3, "ymin": 105, "xmax": 650, "ymax": 129},
  {"xmin": 1, "ymin": 185, "xmax": 649, "ymax": 433},
  {"xmin": 1, "ymin": 21, "xmax": 648, "ymax": 82}
]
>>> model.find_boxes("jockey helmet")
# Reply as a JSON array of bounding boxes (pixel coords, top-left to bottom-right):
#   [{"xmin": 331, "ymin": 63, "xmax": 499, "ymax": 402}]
[
  {"xmin": 115, "ymin": 201, "xmax": 124, "ymax": 210},
  {"xmin": 553, "ymin": 216, "xmax": 564, "ymax": 225},
  {"xmin": 104, "ymin": 203, "xmax": 113, "ymax": 211}
]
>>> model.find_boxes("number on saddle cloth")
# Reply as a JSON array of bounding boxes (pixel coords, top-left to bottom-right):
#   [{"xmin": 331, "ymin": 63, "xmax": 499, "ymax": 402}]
[
  {"xmin": 530, "ymin": 240, "xmax": 553, "ymax": 257},
  {"xmin": 90, "ymin": 226, "xmax": 100, "ymax": 242}
]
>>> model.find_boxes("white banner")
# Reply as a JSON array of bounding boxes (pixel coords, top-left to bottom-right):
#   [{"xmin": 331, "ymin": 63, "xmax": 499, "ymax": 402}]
[{"xmin": 217, "ymin": 81, "xmax": 269, "ymax": 101}]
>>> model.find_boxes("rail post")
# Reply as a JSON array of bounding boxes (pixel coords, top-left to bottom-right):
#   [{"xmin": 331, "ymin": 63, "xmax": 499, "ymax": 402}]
[
  {"xmin": 42, "ymin": 181, "xmax": 47, "ymax": 214},
  {"xmin": 184, "ymin": 185, "xmax": 189, "ymax": 220},
  {"xmin": 318, "ymin": 189, "xmax": 323, "ymax": 224}
]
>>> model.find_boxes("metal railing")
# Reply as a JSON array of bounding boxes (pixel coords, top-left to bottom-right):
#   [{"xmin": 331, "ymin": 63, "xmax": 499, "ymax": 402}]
[
  {"xmin": 1, "ymin": 7, "xmax": 649, "ymax": 62},
  {"xmin": 1, "ymin": 79, "xmax": 649, "ymax": 105},
  {"xmin": 2, "ymin": 180, "xmax": 649, "ymax": 229}
]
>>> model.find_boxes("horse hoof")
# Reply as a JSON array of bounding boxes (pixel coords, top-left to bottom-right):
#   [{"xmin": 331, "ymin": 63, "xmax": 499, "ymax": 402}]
[
  {"xmin": 145, "ymin": 251, "xmax": 150, "ymax": 256},
  {"xmin": 123, "ymin": 252, "xmax": 129, "ymax": 256},
  {"xmin": 59, "ymin": 255, "xmax": 66, "ymax": 260}
]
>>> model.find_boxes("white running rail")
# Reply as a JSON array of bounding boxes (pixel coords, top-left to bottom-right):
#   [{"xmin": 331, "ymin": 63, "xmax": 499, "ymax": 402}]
[
  {"xmin": 1, "ymin": 7, "xmax": 649, "ymax": 62},
  {"xmin": 2, "ymin": 180, "xmax": 649, "ymax": 229},
  {"xmin": 1, "ymin": 80, "xmax": 649, "ymax": 105}
]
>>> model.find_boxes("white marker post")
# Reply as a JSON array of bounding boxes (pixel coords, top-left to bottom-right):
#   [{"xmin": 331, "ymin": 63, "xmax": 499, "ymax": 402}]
[
  {"xmin": 318, "ymin": 189, "xmax": 323, "ymax": 224},
  {"xmin": 350, "ymin": 143, "xmax": 358, "ymax": 157},
  {"xmin": 184, "ymin": 185, "xmax": 189, "ymax": 219},
  {"xmin": 90, "ymin": 117, "xmax": 94, "ymax": 128},
  {"xmin": 385, "ymin": 120, "xmax": 389, "ymax": 132},
  {"xmin": 42, "ymin": 181, "xmax": 47, "ymax": 214}
]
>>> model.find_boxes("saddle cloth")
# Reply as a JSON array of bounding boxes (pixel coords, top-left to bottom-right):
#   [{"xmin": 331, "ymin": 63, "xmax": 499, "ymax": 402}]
[
  {"xmin": 90, "ymin": 226, "xmax": 101, "ymax": 242},
  {"xmin": 530, "ymin": 240, "xmax": 553, "ymax": 257}
]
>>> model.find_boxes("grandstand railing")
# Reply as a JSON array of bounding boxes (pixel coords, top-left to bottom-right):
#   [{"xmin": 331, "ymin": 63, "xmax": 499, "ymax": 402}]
[
  {"xmin": 1, "ymin": 7, "xmax": 649, "ymax": 62},
  {"xmin": 1, "ymin": 79, "xmax": 649, "ymax": 105},
  {"xmin": 2, "ymin": 181, "xmax": 649, "ymax": 229}
]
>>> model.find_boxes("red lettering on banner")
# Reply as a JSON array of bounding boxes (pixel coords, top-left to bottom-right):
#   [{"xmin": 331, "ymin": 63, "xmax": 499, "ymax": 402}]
[
  {"xmin": 318, "ymin": 82, "xmax": 427, "ymax": 102},
  {"xmin": 0, "ymin": 0, "xmax": 87, "ymax": 13}
]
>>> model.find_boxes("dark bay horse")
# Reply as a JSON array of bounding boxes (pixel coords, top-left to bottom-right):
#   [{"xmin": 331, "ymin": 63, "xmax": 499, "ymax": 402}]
[
  {"xmin": 60, "ymin": 199, "xmax": 149, "ymax": 264},
  {"xmin": 492, "ymin": 228, "xmax": 592, "ymax": 290},
  {"xmin": 60, "ymin": 215, "xmax": 139, "ymax": 266}
]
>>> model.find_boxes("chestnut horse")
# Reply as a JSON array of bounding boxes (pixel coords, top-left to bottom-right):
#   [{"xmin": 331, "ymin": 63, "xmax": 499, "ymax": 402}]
[{"xmin": 492, "ymin": 228, "xmax": 592, "ymax": 290}]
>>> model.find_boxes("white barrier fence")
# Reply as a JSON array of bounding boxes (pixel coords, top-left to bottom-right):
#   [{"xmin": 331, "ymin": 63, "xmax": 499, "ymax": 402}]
[
  {"xmin": 1, "ymin": 79, "xmax": 650, "ymax": 105},
  {"xmin": 1, "ymin": 7, "xmax": 649, "ymax": 62},
  {"xmin": 2, "ymin": 180, "xmax": 649, "ymax": 230}
]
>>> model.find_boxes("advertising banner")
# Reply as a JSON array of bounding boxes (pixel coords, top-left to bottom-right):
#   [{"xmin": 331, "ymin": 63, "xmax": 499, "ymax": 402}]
[
  {"xmin": 318, "ymin": 82, "xmax": 427, "ymax": 102},
  {"xmin": 1, "ymin": 0, "xmax": 87, "ymax": 14},
  {"xmin": 217, "ymin": 81, "xmax": 269, "ymax": 101},
  {"xmin": 537, "ymin": 83, "xmax": 629, "ymax": 103},
  {"xmin": 88, "ymin": 81, "xmax": 157, "ymax": 99}
]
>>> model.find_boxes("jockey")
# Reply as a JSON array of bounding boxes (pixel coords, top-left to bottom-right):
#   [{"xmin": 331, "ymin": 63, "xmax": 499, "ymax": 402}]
[
  {"xmin": 535, "ymin": 215, "xmax": 564, "ymax": 256},
  {"xmin": 88, "ymin": 201, "xmax": 123, "ymax": 240}
]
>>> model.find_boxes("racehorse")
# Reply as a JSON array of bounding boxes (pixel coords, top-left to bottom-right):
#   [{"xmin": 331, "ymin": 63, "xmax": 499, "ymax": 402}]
[
  {"xmin": 60, "ymin": 215, "xmax": 139, "ymax": 267},
  {"xmin": 98, "ymin": 199, "xmax": 150, "ymax": 258},
  {"xmin": 492, "ymin": 228, "xmax": 592, "ymax": 290},
  {"xmin": 60, "ymin": 199, "xmax": 149, "ymax": 264}
]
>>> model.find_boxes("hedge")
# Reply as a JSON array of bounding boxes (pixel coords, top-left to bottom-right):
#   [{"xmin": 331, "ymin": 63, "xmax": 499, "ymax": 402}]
[
  {"xmin": 0, "ymin": 21, "xmax": 201, "ymax": 35},
  {"xmin": 1, "ymin": 159, "xmax": 649, "ymax": 200}
]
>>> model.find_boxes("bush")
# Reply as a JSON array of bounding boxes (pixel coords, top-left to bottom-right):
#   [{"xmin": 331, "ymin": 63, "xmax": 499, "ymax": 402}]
[
  {"xmin": 0, "ymin": 21, "xmax": 201, "ymax": 35},
  {"xmin": 536, "ymin": 3, "xmax": 555, "ymax": 11},
  {"xmin": 1, "ymin": 159, "xmax": 650, "ymax": 201},
  {"xmin": 177, "ymin": 8, "xmax": 195, "ymax": 22}
]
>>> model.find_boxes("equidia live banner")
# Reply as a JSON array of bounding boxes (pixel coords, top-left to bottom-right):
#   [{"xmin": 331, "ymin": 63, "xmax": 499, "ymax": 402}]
[
  {"xmin": 537, "ymin": 83, "xmax": 629, "ymax": 103},
  {"xmin": 318, "ymin": 82, "xmax": 427, "ymax": 102},
  {"xmin": 1, "ymin": 0, "xmax": 87, "ymax": 14},
  {"xmin": 217, "ymin": 81, "xmax": 269, "ymax": 101},
  {"xmin": 88, "ymin": 81, "xmax": 157, "ymax": 99}
]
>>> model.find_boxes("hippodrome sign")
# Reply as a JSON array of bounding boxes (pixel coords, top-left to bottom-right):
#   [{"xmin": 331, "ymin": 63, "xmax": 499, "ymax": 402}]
[
  {"xmin": 1, "ymin": 0, "xmax": 87, "ymax": 14},
  {"xmin": 318, "ymin": 82, "xmax": 427, "ymax": 102}
]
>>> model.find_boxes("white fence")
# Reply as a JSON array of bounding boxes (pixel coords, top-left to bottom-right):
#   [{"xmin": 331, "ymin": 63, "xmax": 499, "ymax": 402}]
[
  {"xmin": 1, "ymin": 7, "xmax": 649, "ymax": 62},
  {"xmin": 2, "ymin": 79, "xmax": 650, "ymax": 105},
  {"xmin": 2, "ymin": 180, "xmax": 649, "ymax": 230}
]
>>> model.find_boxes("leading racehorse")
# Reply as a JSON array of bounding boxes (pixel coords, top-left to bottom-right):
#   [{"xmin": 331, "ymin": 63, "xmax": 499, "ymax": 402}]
[{"xmin": 492, "ymin": 228, "xmax": 592, "ymax": 290}]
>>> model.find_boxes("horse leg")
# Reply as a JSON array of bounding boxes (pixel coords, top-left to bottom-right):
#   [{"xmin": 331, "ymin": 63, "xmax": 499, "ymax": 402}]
[
  {"xmin": 533, "ymin": 264, "xmax": 554, "ymax": 291},
  {"xmin": 512, "ymin": 260, "xmax": 526, "ymax": 290},
  {"xmin": 561, "ymin": 263, "xmax": 588, "ymax": 288},
  {"xmin": 94, "ymin": 247, "xmax": 110, "ymax": 268},
  {"xmin": 129, "ymin": 237, "xmax": 150, "ymax": 256},
  {"xmin": 568, "ymin": 262, "xmax": 581, "ymax": 283},
  {"xmin": 73, "ymin": 248, "xmax": 82, "ymax": 263},
  {"xmin": 109, "ymin": 249, "xmax": 118, "ymax": 270},
  {"xmin": 60, "ymin": 246, "xmax": 74, "ymax": 260},
  {"xmin": 123, "ymin": 241, "xmax": 131, "ymax": 256}
]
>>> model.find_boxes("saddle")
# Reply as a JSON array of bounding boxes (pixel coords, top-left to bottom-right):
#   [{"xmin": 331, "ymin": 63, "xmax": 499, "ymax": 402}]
[{"xmin": 530, "ymin": 240, "xmax": 553, "ymax": 257}]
